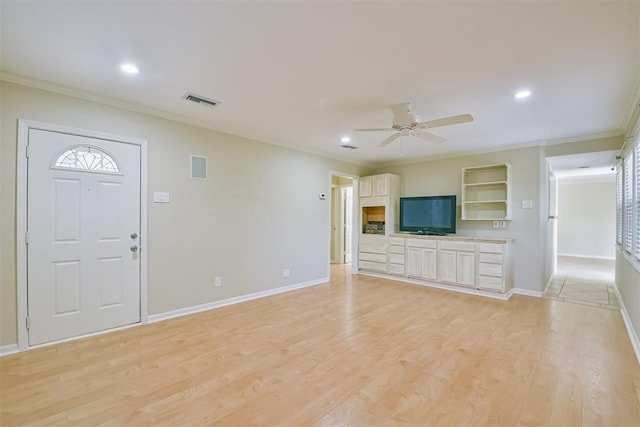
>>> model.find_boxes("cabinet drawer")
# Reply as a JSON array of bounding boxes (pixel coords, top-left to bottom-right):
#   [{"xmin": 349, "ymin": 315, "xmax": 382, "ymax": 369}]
[
  {"xmin": 438, "ymin": 241, "xmax": 476, "ymax": 252},
  {"xmin": 477, "ymin": 243, "xmax": 505, "ymax": 254},
  {"xmin": 406, "ymin": 239, "xmax": 437, "ymax": 249},
  {"xmin": 389, "ymin": 254, "xmax": 405, "ymax": 265},
  {"xmin": 360, "ymin": 260, "xmax": 387, "ymax": 272},
  {"xmin": 359, "ymin": 244, "xmax": 387, "ymax": 254},
  {"xmin": 389, "ymin": 245, "xmax": 405, "ymax": 254},
  {"xmin": 479, "ymin": 262, "xmax": 503, "ymax": 277},
  {"xmin": 478, "ymin": 252, "xmax": 503, "ymax": 264},
  {"xmin": 389, "ymin": 237, "xmax": 405, "ymax": 246},
  {"xmin": 388, "ymin": 264, "xmax": 405, "ymax": 275},
  {"xmin": 478, "ymin": 275, "xmax": 504, "ymax": 291},
  {"xmin": 360, "ymin": 252, "xmax": 387, "ymax": 263}
]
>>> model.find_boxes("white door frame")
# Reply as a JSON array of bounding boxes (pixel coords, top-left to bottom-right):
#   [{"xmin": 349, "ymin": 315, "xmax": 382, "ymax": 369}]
[
  {"xmin": 328, "ymin": 171, "xmax": 359, "ymax": 276},
  {"xmin": 16, "ymin": 119, "xmax": 148, "ymax": 351}
]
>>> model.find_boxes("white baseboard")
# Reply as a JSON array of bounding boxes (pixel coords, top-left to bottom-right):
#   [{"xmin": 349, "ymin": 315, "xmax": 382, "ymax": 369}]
[
  {"xmin": 148, "ymin": 277, "xmax": 328, "ymax": 324},
  {"xmin": 613, "ymin": 286, "xmax": 640, "ymax": 366},
  {"xmin": 557, "ymin": 253, "xmax": 615, "ymax": 261},
  {"xmin": 0, "ymin": 344, "xmax": 18, "ymax": 357},
  {"xmin": 511, "ymin": 288, "xmax": 545, "ymax": 298}
]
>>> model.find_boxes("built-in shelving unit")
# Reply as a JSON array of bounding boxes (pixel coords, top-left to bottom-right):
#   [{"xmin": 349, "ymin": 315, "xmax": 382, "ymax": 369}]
[{"xmin": 461, "ymin": 163, "xmax": 511, "ymax": 220}]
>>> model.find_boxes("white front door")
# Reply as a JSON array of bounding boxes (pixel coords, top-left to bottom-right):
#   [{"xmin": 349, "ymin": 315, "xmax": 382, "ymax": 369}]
[{"xmin": 27, "ymin": 129, "xmax": 141, "ymax": 346}]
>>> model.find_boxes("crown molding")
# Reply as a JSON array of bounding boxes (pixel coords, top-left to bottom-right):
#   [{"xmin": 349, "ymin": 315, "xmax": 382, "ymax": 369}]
[{"xmin": 0, "ymin": 71, "xmax": 374, "ymax": 169}]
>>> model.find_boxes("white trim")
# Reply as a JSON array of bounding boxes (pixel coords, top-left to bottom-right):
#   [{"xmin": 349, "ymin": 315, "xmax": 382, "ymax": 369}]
[
  {"xmin": 329, "ymin": 171, "xmax": 360, "ymax": 276},
  {"xmin": 0, "ymin": 344, "xmax": 19, "ymax": 357},
  {"xmin": 357, "ymin": 271, "xmax": 518, "ymax": 301},
  {"xmin": 511, "ymin": 288, "xmax": 545, "ymax": 298},
  {"xmin": 16, "ymin": 119, "xmax": 149, "ymax": 350},
  {"xmin": 613, "ymin": 285, "xmax": 640, "ymax": 366},
  {"xmin": 148, "ymin": 277, "xmax": 328, "ymax": 324},
  {"xmin": 557, "ymin": 253, "xmax": 616, "ymax": 261}
]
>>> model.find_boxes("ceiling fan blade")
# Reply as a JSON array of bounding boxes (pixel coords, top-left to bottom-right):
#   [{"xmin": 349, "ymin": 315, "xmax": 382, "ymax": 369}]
[
  {"xmin": 417, "ymin": 113, "xmax": 474, "ymax": 129},
  {"xmin": 349, "ymin": 127, "xmax": 395, "ymax": 132},
  {"xmin": 415, "ymin": 132, "xmax": 446, "ymax": 144},
  {"xmin": 377, "ymin": 133, "xmax": 401, "ymax": 147}
]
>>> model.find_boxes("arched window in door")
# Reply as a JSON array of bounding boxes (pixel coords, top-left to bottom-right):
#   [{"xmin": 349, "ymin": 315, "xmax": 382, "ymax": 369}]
[{"xmin": 53, "ymin": 145, "xmax": 120, "ymax": 173}]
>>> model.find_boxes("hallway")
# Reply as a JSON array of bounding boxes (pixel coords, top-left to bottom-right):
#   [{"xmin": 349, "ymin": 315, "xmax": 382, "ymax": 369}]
[{"xmin": 545, "ymin": 255, "xmax": 618, "ymax": 310}]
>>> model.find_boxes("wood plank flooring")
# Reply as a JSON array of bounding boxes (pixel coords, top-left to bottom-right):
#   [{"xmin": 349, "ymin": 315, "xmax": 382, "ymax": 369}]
[{"xmin": 2, "ymin": 264, "xmax": 639, "ymax": 426}]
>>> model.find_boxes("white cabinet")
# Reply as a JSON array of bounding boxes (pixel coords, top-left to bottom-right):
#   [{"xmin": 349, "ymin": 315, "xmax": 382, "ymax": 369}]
[
  {"xmin": 437, "ymin": 240, "xmax": 476, "ymax": 287},
  {"xmin": 462, "ymin": 163, "xmax": 511, "ymax": 221},
  {"xmin": 406, "ymin": 239, "xmax": 437, "ymax": 280},
  {"xmin": 359, "ymin": 234, "xmax": 388, "ymax": 273},
  {"xmin": 359, "ymin": 176, "xmax": 372, "ymax": 198},
  {"xmin": 477, "ymin": 243, "xmax": 511, "ymax": 292},
  {"xmin": 372, "ymin": 174, "xmax": 389, "ymax": 196},
  {"xmin": 363, "ymin": 235, "xmax": 513, "ymax": 294},
  {"xmin": 358, "ymin": 174, "xmax": 401, "ymax": 273},
  {"xmin": 388, "ymin": 237, "xmax": 406, "ymax": 275}
]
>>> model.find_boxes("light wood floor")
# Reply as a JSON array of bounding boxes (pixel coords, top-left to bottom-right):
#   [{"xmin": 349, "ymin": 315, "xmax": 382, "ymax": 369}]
[{"xmin": 2, "ymin": 264, "xmax": 640, "ymax": 426}]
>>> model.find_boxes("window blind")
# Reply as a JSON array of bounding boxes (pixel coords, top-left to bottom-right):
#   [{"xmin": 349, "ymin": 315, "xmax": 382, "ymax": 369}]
[
  {"xmin": 616, "ymin": 165, "xmax": 623, "ymax": 245},
  {"xmin": 623, "ymin": 152, "xmax": 633, "ymax": 253},
  {"xmin": 635, "ymin": 139, "xmax": 640, "ymax": 260}
]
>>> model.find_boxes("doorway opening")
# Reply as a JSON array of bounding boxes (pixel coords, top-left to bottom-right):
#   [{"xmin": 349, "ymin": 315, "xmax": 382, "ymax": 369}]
[
  {"xmin": 330, "ymin": 175, "xmax": 354, "ymax": 265},
  {"xmin": 546, "ymin": 151, "xmax": 618, "ymax": 309}
]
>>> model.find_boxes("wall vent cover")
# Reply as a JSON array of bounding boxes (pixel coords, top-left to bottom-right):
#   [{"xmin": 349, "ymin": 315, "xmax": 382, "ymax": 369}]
[{"xmin": 184, "ymin": 93, "xmax": 219, "ymax": 108}]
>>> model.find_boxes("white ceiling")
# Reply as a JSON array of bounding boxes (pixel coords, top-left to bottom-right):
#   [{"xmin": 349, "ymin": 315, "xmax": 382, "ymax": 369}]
[
  {"xmin": 548, "ymin": 150, "xmax": 618, "ymax": 180},
  {"xmin": 1, "ymin": 1, "xmax": 638, "ymax": 167}
]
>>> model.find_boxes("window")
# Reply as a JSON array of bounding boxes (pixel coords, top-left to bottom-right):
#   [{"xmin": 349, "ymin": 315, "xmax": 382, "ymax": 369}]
[
  {"xmin": 616, "ymin": 166, "xmax": 623, "ymax": 245},
  {"xmin": 617, "ymin": 135, "xmax": 640, "ymax": 263},
  {"xmin": 636, "ymin": 139, "xmax": 640, "ymax": 261},
  {"xmin": 623, "ymin": 153, "xmax": 633, "ymax": 253},
  {"xmin": 54, "ymin": 145, "xmax": 120, "ymax": 173}
]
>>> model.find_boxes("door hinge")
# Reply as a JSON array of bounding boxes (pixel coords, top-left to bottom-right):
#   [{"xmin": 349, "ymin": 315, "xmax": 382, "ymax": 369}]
[
  {"xmin": 26, "ymin": 317, "xmax": 31, "ymax": 330},
  {"xmin": 25, "ymin": 143, "xmax": 30, "ymax": 158},
  {"xmin": 25, "ymin": 231, "xmax": 29, "ymax": 245}
]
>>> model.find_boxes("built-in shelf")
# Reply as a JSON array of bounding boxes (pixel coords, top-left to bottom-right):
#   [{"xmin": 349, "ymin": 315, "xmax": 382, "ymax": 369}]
[{"xmin": 462, "ymin": 164, "xmax": 511, "ymax": 221}]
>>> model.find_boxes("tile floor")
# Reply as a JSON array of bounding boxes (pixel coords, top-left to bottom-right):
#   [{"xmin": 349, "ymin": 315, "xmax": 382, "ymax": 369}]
[{"xmin": 545, "ymin": 255, "xmax": 619, "ymax": 310}]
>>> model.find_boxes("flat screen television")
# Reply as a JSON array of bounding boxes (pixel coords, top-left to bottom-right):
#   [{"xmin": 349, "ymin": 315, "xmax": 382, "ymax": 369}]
[{"xmin": 399, "ymin": 195, "xmax": 457, "ymax": 235}]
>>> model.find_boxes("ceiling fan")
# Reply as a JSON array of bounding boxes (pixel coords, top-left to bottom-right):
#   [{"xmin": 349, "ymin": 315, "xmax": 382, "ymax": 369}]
[{"xmin": 349, "ymin": 103, "xmax": 473, "ymax": 147}]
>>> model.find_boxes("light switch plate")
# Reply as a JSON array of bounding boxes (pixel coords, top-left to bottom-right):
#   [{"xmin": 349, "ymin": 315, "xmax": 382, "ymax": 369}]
[
  {"xmin": 153, "ymin": 192, "xmax": 170, "ymax": 203},
  {"xmin": 522, "ymin": 200, "xmax": 533, "ymax": 209}
]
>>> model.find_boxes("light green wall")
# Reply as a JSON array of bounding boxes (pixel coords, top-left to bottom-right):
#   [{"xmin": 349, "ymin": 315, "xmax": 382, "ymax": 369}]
[
  {"xmin": 0, "ymin": 81, "xmax": 369, "ymax": 346},
  {"xmin": 616, "ymin": 254, "xmax": 640, "ymax": 353},
  {"xmin": 376, "ymin": 146, "xmax": 547, "ymax": 292}
]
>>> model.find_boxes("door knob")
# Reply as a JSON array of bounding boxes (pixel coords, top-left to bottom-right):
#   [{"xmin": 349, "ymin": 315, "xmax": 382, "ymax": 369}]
[
  {"xmin": 130, "ymin": 245, "xmax": 138, "ymax": 252},
  {"xmin": 130, "ymin": 233, "xmax": 138, "ymax": 239}
]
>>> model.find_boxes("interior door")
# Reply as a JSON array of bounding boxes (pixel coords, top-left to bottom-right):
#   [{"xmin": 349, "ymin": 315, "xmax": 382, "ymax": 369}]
[{"xmin": 27, "ymin": 129, "xmax": 141, "ymax": 346}]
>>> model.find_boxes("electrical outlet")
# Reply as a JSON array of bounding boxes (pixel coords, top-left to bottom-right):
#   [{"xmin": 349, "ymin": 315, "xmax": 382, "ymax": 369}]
[
  {"xmin": 283, "ymin": 269, "xmax": 290, "ymax": 278},
  {"xmin": 493, "ymin": 221, "xmax": 499, "ymax": 228},
  {"xmin": 214, "ymin": 277, "xmax": 222, "ymax": 287}
]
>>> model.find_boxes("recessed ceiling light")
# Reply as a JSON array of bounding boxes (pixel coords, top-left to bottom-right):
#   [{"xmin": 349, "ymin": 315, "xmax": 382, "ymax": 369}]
[
  {"xmin": 120, "ymin": 63, "xmax": 139, "ymax": 74},
  {"xmin": 515, "ymin": 89, "xmax": 531, "ymax": 99},
  {"xmin": 341, "ymin": 136, "xmax": 351, "ymax": 143}
]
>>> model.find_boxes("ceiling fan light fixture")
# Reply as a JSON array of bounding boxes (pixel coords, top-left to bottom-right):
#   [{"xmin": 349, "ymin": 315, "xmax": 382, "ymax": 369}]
[{"xmin": 515, "ymin": 89, "xmax": 531, "ymax": 99}]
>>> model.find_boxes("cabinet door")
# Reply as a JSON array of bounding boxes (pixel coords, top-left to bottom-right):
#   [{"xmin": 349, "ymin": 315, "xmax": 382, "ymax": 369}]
[
  {"xmin": 372, "ymin": 175, "xmax": 388, "ymax": 196},
  {"xmin": 359, "ymin": 176, "xmax": 372, "ymax": 197},
  {"xmin": 406, "ymin": 247, "xmax": 422, "ymax": 278},
  {"xmin": 421, "ymin": 248, "xmax": 437, "ymax": 280},
  {"xmin": 456, "ymin": 252, "xmax": 475, "ymax": 286},
  {"xmin": 438, "ymin": 250, "xmax": 456, "ymax": 283}
]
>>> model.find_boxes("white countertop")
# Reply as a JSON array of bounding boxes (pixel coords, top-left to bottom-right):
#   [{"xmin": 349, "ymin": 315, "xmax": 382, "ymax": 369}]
[{"xmin": 389, "ymin": 233, "xmax": 514, "ymax": 244}]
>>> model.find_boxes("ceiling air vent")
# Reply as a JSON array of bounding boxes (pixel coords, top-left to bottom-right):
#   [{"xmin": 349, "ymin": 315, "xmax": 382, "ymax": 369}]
[{"xmin": 183, "ymin": 93, "xmax": 219, "ymax": 108}]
